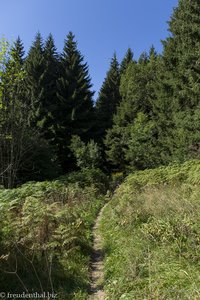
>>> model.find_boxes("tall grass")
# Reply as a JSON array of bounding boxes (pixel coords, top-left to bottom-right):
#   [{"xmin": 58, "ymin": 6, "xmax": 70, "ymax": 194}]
[{"xmin": 100, "ymin": 160, "xmax": 200, "ymax": 299}]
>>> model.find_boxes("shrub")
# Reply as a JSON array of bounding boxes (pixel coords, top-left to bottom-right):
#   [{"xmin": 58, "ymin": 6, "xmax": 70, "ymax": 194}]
[{"xmin": 70, "ymin": 135, "xmax": 102, "ymax": 169}]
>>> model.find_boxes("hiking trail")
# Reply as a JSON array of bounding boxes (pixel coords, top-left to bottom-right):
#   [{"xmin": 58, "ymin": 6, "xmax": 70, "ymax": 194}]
[{"xmin": 88, "ymin": 204, "xmax": 107, "ymax": 300}]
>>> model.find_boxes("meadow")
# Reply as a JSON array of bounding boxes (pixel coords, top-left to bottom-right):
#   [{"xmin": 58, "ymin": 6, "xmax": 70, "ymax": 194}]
[{"xmin": 100, "ymin": 160, "xmax": 200, "ymax": 299}]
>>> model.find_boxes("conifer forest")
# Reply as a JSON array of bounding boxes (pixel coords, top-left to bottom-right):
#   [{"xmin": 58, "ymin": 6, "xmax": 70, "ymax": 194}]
[{"xmin": 0, "ymin": 1, "xmax": 200, "ymax": 299}]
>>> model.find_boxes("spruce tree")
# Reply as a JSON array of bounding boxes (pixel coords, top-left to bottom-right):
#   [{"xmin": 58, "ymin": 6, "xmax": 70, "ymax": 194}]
[
  {"xmin": 105, "ymin": 48, "xmax": 161, "ymax": 170},
  {"xmin": 95, "ymin": 53, "xmax": 121, "ymax": 138},
  {"xmin": 11, "ymin": 36, "xmax": 25, "ymax": 66},
  {"xmin": 120, "ymin": 48, "xmax": 134, "ymax": 75},
  {"xmin": 163, "ymin": 0, "xmax": 200, "ymax": 109},
  {"xmin": 24, "ymin": 32, "xmax": 45, "ymax": 127},
  {"xmin": 42, "ymin": 34, "xmax": 59, "ymax": 141},
  {"xmin": 114, "ymin": 49, "xmax": 158, "ymax": 128},
  {"xmin": 153, "ymin": 0, "xmax": 200, "ymax": 163},
  {"xmin": 56, "ymin": 31, "xmax": 94, "ymax": 171},
  {"xmin": 23, "ymin": 34, "xmax": 59, "ymax": 182}
]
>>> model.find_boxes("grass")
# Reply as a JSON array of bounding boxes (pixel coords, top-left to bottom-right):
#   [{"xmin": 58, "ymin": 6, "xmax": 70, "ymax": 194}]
[{"xmin": 100, "ymin": 160, "xmax": 200, "ymax": 299}]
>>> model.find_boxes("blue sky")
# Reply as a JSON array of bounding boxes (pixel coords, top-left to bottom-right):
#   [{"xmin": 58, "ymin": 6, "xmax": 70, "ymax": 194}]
[{"xmin": 0, "ymin": 0, "xmax": 178, "ymax": 98}]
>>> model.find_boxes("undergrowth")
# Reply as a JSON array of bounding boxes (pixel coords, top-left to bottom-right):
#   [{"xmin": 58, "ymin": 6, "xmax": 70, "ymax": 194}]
[
  {"xmin": 0, "ymin": 168, "xmax": 108, "ymax": 299},
  {"xmin": 100, "ymin": 160, "xmax": 200, "ymax": 299}
]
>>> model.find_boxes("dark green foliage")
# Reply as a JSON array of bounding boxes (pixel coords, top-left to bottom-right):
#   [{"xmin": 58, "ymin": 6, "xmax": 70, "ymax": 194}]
[
  {"xmin": 164, "ymin": 0, "xmax": 200, "ymax": 109},
  {"xmin": 105, "ymin": 0, "xmax": 200, "ymax": 171},
  {"xmin": 18, "ymin": 135, "xmax": 60, "ymax": 183},
  {"xmin": 10, "ymin": 36, "xmax": 25, "ymax": 65},
  {"xmin": 95, "ymin": 53, "xmax": 121, "ymax": 138},
  {"xmin": 104, "ymin": 125, "xmax": 129, "ymax": 171},
  {"xmin": 1, "ymin": 0, "xmax": 200, "ymax": 179},
  {"xmin": 172, "ymin": 108, "xmax": 200, "ymax": 161},
  {"xmin": 40, "ymin": 34, "xmax": 59, "ymax": 140},
  {"xmin": 25, "ymin": 33, "xmax": 59, "ymax": 140},
  {"xmin": 155, "ymin": 0, "xmax": 200, "ymax": 163},
  {"xmin": 120, "ymin": 48, "xmax": 134, "ymax": 75},
  {"xmin": 125, "ymin": 113, "xmax": 160, "ymax": 170},
  {"xmin": 24, "ymin": 33, "xmax": 46, "ymax": 126},
  {"xmin": 17, "ymin": 34, "xmax": 59, "ymax": 184},
  {"xmin": 56, "ymin": 32, "xmax": 95, "ymax": 172},
  {"xmin": 60, "ymin": 168, "xmax": 109, "ymax": 193},
  {"xmin": 105, "ymin": 48, "xmax": 161, "ymax": 170},
  {"xmin": 117, "ymin": 48, "xmax": 159, "ymax": 126},
  {"xmin": 0, "ymin": 36, "xmax": 60, "ymax": 188}
]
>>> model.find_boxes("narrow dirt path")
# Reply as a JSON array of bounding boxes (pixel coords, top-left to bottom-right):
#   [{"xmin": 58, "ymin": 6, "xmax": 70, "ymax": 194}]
[{"xmin": 88, "ymin": 204, "xmax": 107, "ymax": 300}]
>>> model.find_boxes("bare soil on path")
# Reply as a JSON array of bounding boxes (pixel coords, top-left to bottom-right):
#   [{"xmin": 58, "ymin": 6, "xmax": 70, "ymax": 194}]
[{"xmin": 88, "ymin": 204, "xmax": 107, "ymax": 300}]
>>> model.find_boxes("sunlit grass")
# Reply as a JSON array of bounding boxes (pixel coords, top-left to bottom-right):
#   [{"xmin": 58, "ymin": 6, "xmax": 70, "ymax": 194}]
[{"xmin": 101, "ymin": 160, "xmax": 200, "ymax": 299}]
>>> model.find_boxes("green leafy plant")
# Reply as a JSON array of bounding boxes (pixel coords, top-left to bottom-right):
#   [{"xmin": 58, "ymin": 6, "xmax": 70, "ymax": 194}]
[
  {"xmin": 70, "ymin": 135, "xmax": 102, "ymax": 169},
  {"xmin": 0, "ymin": 171, "xmax": 106, "ymax": 299}
]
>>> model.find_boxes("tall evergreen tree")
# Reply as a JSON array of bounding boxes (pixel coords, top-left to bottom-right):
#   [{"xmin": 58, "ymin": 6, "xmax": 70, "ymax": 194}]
[
  {"xmin": 162, "ymin": 0, "xmax": 200, "ymax": 109},
  {"xmin": 152, "ymin": 0, "xmax": 200, "ymax": 163},
  {"xmin": 56, "ymin": 31, "xmax": 94, "ymax": 171},
  {"xmin": 114, "ymin": 49, "xmax": 158, "ymax": 128},
  {"xmin": 41, "ymin": 34, "xmax": 59, "ymax": 140},
  {"xmin": 24, "ymin": 32, "xmax": 45, "ymax": 127},
  {"xmin": 95, "ymin": 53, "xmax": 121, "ymax": 138},
  {"xmin": 120, "ymin": 48, "xmax": 134, "ymax": 75},
  {"xmin": 11, "ymin": 36, "xmax": 25, "ymax": 66},
  {"xmin": 105, "ymin": 48, "xmax": 161, "ymax": 170},
  {"xmin": 21, "ymin": 34, "xmax": 59, "ymax": 182}
]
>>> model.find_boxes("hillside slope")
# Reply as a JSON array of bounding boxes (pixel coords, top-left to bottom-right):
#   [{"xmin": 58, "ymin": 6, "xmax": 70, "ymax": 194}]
[
  {"xmin": 0, "ymin": 169, "xmax": 107, "ymax": 299},
  {"xmin": 100, "ymin": 160, "xmax": 200, "ymax": 299}
]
